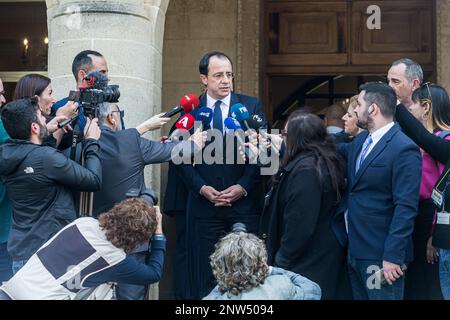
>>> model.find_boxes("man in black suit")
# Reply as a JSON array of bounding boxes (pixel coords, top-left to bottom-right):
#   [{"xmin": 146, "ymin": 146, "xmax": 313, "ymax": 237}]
[{"xmin": 178, "ymin": 51, "xmax": 267, "ymax": 299}]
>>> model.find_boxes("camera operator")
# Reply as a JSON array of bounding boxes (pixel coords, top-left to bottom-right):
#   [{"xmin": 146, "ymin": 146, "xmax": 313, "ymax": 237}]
[
  {"xmin": 0, "ymin": 196, "xmax": 165, "ymax": 300},
  {"xmin": 0, "ymin": 97, "xmax": 102, "ymax": 274},
  {"xmin": 67, "ymin": 102, "xmax": 204, "ymax": 300}
]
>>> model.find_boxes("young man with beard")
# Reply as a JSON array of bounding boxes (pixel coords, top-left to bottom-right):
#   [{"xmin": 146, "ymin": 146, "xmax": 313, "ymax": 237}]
[
  {"xmin": 0, "ymin": 97, "xmax": 102, "ymax": 273},
  {"xmin": 337, "ymin": 82, "xmax": 422, "ymax": 300}
]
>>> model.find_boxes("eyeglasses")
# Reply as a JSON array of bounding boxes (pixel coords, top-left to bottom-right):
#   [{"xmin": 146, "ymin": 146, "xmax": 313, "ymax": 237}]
[
  {"xmin": 420, "ymin": 82, "xmax": 433, "ymax": 106},
  {"xmin": 208, "ymin": 72, "xmax": 234, "ymax": 81},
  {"xmin": 111, "ymin": 110, "xmax": 124, "ymax": 118}
]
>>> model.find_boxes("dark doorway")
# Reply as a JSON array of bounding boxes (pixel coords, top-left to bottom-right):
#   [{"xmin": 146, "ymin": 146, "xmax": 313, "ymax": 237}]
[{"xmin": 263, "ymin": 0, "xmax": 436, "ymax": 126}]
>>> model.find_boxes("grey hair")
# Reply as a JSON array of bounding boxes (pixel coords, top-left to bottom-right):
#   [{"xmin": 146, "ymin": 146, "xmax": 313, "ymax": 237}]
[
  {"xmin": 97, "ymin": 102, "xmax": 114, "ymax": 126},
  {"xmin": 209, "ymin": 232, "xmax": 270, "ymax": 297},
  {"xmin": 391, "ymin": 58, "xmax": 423, "ymax": 84}
]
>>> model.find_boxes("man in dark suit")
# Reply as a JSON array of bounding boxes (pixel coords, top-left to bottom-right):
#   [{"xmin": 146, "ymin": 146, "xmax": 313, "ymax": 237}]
[
  {"xmin": 178, "ymin": 51, "xmax": 267, "ymax": 299},
  {"xmin": 337, "ymin": 82, "xmax": 422, "ymax": 300},
  {"xmin": 163, "ymin": 135, "xmax": 191, "ymax": 299}
]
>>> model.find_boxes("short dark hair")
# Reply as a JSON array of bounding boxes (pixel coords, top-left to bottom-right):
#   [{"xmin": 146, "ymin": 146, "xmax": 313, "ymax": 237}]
[
  {"xmin": 359, "ymin": 82, "xmax": 397, "ymax": 118},
  {"xmin": 325, "ymin": 104, "xmax": 346, "ymax": 122},
  {"xmin": 13, "ymin": 74, "xmax": 51, "ymax": 101},
  {"xmin": 199, "ymin": 51, "xmax": 233, "ymax": 76},
  {"xmin": 72, "ymin": 50, "xmax": 103, "ymax": 81},
  {"xmin": 1, "ymin": 97, "xmax": 40, "ymax": 140}
]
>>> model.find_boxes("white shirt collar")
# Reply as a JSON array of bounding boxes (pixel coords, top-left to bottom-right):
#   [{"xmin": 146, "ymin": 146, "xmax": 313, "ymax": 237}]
[
  {"xmin": 369, "ymin": 122, "xmax": 395, "ymax": 146},
  {"xmin": 206, "ymin": 93, "xmax": 231, "ymax": 109}
]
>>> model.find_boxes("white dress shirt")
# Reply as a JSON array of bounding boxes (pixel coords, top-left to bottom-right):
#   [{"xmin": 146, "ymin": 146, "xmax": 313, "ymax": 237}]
[
  {"xmin": 345, "ymin": 121, "xmax": 395, "ymax": 233},
  {"xmin": 207, "ymin": 93, "xmax": 231, "ymax": 133}
]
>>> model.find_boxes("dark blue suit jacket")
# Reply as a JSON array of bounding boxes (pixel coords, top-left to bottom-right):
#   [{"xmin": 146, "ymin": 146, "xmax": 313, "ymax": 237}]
[
  {"xmin": 337, "ymin": 124, "xmax": 421, "ymax": 265},
  {"xmin": 178, "ymin": 93, "xmax": 267, "ymax": 218}
]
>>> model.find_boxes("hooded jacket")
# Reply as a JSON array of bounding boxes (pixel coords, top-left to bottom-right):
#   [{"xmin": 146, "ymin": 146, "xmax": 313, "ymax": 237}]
[{"xmin": 0, "ymin": 139, "xmax": 102, "ymax": 260}]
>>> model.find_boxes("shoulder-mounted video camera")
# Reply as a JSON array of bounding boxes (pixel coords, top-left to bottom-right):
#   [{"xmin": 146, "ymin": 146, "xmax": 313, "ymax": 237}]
[{"xmin": 68, "ymin": 71, "xmax": 120, "ymax": 118}]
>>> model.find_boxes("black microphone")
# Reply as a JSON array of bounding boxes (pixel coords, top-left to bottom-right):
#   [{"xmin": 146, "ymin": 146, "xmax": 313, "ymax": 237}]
[{"xmin": 57, "ymin": 113, "xmax": 79, "ymax": 129}]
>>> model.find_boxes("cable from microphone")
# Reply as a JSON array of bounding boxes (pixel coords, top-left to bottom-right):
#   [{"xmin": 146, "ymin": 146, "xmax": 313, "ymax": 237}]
[
  {"xmin": 196, "ymin": 106, "xmax": 213, "ymax": 131},
  {"xmin": 163, "ymin": 93, "xmax": 199, "ymax": 118},
  {"xmin": 224, "ymin": 117, "xmax": 255, "ymax": 160},
  {"xmin": 169, "ymin": 114, "xmax": 195, "ymax": 141}
]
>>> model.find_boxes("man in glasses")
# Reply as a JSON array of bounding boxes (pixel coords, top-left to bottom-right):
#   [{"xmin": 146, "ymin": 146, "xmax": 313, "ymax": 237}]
[
  {"xmin": 170, "ymin": 51, "xmax": 268, "ymax": 299},
  {"xmin": 387, "ymin": 58, "xmax": 423, "ymax": 107}
]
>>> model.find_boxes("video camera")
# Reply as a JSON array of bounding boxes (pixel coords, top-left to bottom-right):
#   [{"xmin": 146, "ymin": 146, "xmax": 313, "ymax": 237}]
[{"xmin": 68, "ymin": 70, "xmax": 120, "ymax": 118}]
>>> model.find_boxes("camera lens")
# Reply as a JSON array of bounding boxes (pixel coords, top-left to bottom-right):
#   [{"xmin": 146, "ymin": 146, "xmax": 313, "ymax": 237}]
[{"xmin": 103, "ymin": 85, "xmax": 120, "ymax": 103}]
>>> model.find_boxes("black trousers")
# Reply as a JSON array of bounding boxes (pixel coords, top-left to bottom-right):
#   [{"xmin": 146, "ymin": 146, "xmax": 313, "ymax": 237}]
[
  {"xmin": 405, "ymin": 200, "xmax": 443, "ymax": 300},
  {"xmin": 187, "ymin": 207, "xmax": 259, "ymax": 300},
  {"xmin": 173, "ymin": 213, "xmax": 191, "ymax": 300}
]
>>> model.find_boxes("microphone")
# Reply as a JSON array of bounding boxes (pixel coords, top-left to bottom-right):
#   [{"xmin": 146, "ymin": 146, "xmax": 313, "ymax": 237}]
[
  {"xmin": 57, "ymin": 113, "xmax": 79, "ymax": 129},
  {"xmin": 169, "ymin": 114, "xmax": 195, "ymax": 141},
  {"xmin": 232, "ymin": 222, "xmax": 247, "ymax": 233},
  {"xmin": 230, "ymin": 103, "xmax": 250, "ymax": 129},
  {"xmin": 224, "ymin": 117, "xmax": 255, "ymax": 160},
  {"xmin": 196, "ymin": 106, "xmax": 213, "ymax": 130},
  {"xmin": 247, "ymin": 114, "xmax": 278, "ymax": 154},
  {"xmin": 164, "ymin": 93, "xmax": 199, "ymax": 118}
]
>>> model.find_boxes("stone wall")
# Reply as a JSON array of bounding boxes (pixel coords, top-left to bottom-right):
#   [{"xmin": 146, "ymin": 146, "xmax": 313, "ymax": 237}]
[{"xmin": 437, "ymin": 0, "xmax": 450, "ymax": 90}]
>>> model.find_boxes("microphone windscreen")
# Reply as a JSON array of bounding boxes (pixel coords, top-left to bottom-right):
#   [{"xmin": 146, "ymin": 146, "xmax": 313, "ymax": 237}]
[
  {"xmin": 224, "ymin": 117, "xmax": 242, "ymax": 130},
  {"xmin": 175, "ymin": 114, "xmax": 195, "ymax": 130},
  {"xmin": 230, "ymin": 103, "xmax": 250, "ymax": 121},
  {"xmin": 196, "ymin": 107, "xmax": 213, "ymax": 125},
  {"xmin": 180, "ymin": 93, "xmax": 200, "ymax": 112},
  {"xmin": 247, "ymin": 114, "xmax": 265, "ymax": 130}
]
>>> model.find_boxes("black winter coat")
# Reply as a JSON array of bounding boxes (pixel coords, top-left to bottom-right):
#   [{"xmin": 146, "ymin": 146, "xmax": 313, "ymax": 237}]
[
  {"xmin": 0, "ymin": 139, "xmax": 102, "ymax": 260},
  {"xmin": 260, "ymin": 153, "xmax": 349, "ymax": 299}
]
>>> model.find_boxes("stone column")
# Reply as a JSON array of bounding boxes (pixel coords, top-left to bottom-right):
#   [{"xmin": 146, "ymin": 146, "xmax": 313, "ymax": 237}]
[
  {"xmin": 437, "ymin": 0, "xmax": 450, "ymax": 89},
  {"xmin": 46, "ymin": 0, "xmax": 170, "ymax": 299}
]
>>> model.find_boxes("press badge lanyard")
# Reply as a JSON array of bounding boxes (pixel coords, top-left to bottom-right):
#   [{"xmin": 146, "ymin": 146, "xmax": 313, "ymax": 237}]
[
  {"xmin": 431, "ymin": 167, "xmax": 450, "ymax": 225},
  {"xmin": 431, "ymin": 167, "xmax": 450, "ymax": 209}
]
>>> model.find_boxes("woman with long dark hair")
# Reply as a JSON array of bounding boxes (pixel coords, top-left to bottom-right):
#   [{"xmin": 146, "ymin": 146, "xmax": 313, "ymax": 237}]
[
  {"xmin": 14, "ymin": 74, "xmax": 55, "ymax": 116},
  {"xmin": 13, "ymin": 74, "xmax": 76, "ymax": 147},
  {"xmin": 259, "ymin": 110, "xmax": 349, "ymax": 299}
]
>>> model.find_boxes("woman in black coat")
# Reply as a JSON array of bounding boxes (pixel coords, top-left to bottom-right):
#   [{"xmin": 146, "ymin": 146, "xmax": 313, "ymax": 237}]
[{"xmin": 259, "ymin": 111, "xmax": 349, "ymax": 300}]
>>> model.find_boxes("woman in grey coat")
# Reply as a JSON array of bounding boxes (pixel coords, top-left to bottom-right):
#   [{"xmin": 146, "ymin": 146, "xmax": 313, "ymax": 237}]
[{"xmin": 203, "ymin": 230, "xmax": 321, "ymax": 300}]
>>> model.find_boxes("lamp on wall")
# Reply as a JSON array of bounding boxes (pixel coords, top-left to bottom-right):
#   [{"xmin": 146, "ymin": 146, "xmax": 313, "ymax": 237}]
[{"xmin": 21, "ymin": 37, "xmax": 30, "ymax": 64}]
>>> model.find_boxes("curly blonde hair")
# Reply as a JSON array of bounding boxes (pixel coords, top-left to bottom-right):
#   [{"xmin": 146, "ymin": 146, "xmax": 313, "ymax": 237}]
[
  {"xmin": 98, "ymin": 198, "xmax": 157, "ymax": 253},
  {"xmin": 210, "ymin": 232, "xmax": 270, "ymax": 297}
]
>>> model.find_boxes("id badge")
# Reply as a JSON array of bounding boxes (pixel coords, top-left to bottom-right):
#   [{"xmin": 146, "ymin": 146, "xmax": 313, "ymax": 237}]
[
  {"xmin": 431, "ymin": 188, "xmax": 444, "ymax": 208},
  {"xmin": 437, "ymin": 212, "xmax": 450, "ymax": 225}
]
